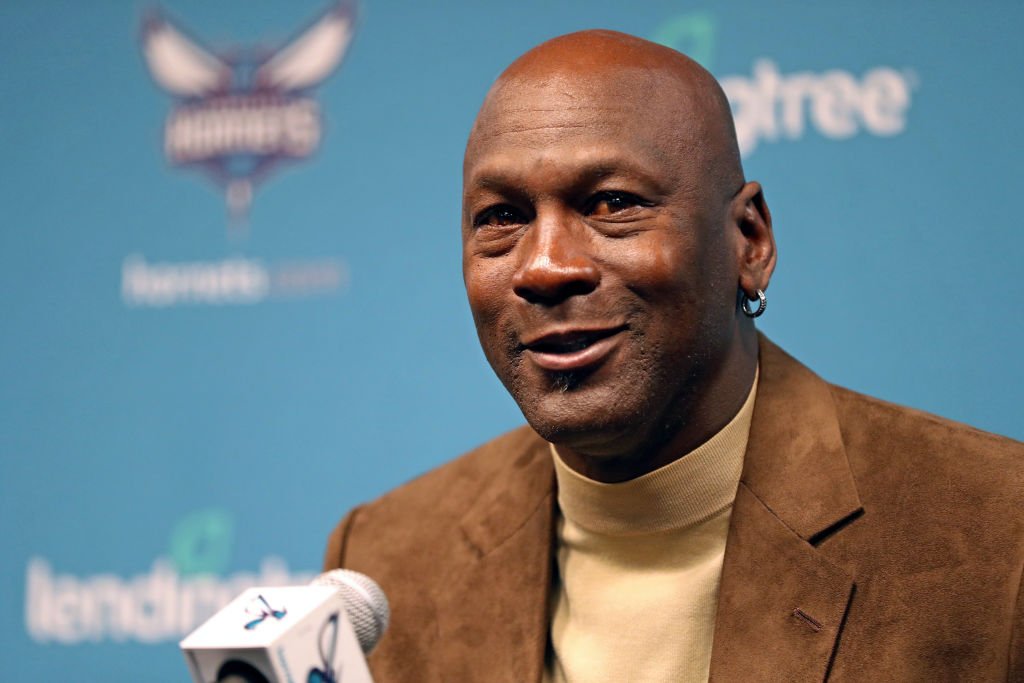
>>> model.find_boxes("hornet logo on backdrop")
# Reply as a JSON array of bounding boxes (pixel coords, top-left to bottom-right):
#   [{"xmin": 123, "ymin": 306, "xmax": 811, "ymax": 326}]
[{"xmin": 140, "ymin": 1, "xmax": 356, "ymax": 220}]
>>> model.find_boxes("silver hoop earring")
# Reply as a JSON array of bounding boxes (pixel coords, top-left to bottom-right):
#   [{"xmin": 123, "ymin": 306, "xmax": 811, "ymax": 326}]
[{"xmin": 742, "ymin": 289, "xmax": 766, "ymax": 318}]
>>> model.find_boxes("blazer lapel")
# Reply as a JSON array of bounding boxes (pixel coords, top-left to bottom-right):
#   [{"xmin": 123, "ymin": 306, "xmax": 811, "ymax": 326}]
[
  {"xmin": 710, "ymin": 337, "xmax": 863, "ymax": 682},
  {"xmin": 433, "ymin": 430, "xmax": 555, "ymax": 682}
]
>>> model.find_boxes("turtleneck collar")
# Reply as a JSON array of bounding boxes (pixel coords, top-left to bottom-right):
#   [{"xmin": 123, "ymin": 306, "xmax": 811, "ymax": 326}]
[{"xmin": 551, "ymin": 370, "xmax": 758, "ymax": 536}]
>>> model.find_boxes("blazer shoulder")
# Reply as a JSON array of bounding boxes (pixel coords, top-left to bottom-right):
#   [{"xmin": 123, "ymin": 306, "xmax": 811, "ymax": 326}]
[
  {"xmin": 361, "ymin": 423, "xmax": 544, "ymax": 521},
  {"xmin": 829, "ymin": 383, "xmax": 1024, "ymax": 512},
  {"xmin": 323, "ymin": 424, "xmax": 544, "ymax": 568},
  {"xmin": 830, "ymin": 383, "xmax": 1023, "ymax": 461}
]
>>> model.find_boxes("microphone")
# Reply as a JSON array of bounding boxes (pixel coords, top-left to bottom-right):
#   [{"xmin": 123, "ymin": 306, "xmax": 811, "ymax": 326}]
[
  {"xmin": 180, "ymin": 569, "xmax": 389, "ymax": 683},
  {"xmin": 311, "ymin": 570, "xmax": 389, "ymax": 655}
]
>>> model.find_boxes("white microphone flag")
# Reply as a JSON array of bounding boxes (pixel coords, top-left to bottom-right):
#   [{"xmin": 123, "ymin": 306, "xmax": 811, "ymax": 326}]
[{"xmin": 180, "ymin": 585, "xmax": 373, "ymax": 683}]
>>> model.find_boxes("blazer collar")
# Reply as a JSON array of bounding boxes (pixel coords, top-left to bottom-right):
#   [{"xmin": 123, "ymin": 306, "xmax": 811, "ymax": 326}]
[
  {"xmin": 742, "ymin": 335, "xmax": 863, "ymax": 542},
  {"xmin": 710, "ymin": 335, "xmax": 863, "ymax": 681}
]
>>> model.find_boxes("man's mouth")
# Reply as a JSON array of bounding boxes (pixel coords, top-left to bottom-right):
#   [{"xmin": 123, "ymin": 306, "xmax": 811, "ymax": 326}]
[{"xmin": 520, "ymin": 325, "xmax": 628, "ymax": 372}]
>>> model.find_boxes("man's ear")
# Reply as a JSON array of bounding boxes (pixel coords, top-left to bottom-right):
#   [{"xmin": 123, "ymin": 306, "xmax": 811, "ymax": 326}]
[{"xmin": 730, "ymin": 181, "xmax": 777, "ymax": 297}]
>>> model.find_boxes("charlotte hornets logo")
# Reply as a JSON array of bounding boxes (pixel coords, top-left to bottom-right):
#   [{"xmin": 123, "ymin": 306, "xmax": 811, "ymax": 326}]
[{"xmin": 140, "ymin": 2, "xmax": 356, "ymax": 221}]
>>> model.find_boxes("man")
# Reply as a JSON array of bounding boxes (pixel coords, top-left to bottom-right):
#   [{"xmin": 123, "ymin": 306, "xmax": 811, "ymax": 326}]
[{"xmin": 324, "ymin": 30, "xmax": 1023, "ymax": 681}]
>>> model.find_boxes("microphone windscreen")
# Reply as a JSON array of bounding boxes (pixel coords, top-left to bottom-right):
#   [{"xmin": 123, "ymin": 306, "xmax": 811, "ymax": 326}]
[{"xmin": 312, "ymin": 569, "xmax": 390, "ymax": 653}]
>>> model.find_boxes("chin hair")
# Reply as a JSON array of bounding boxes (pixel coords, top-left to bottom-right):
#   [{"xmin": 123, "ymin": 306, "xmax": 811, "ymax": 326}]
[{"xmin": 549, "ymin": 370, "xmax": 585, "ymax": 393}]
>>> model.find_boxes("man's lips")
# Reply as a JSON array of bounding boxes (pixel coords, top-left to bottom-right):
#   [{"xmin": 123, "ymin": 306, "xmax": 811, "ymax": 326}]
[{"xmin": 520, "ymin": 325, "xmax": 628, "ymax": 372}]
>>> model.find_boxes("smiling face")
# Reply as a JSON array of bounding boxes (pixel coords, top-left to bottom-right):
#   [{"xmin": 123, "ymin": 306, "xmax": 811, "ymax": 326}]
[{"xmin": 462, "ymin": 32, "xmax": 774, "ymax": 477}]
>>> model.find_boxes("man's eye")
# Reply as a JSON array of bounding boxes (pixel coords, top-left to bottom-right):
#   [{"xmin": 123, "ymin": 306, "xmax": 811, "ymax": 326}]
[
  {"xmin": 475, "ymin": 205, "xmax": 524, "ymax": 228},
  {"xmin": 587, "ymin": 191, "xmax": 649, "ymax": 217}
]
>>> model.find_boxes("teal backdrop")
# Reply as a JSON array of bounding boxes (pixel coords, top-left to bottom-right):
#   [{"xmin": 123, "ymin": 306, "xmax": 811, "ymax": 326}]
[{"xmin": 2, "ymin": 1, "xmax": 1021, "ymax": 679}]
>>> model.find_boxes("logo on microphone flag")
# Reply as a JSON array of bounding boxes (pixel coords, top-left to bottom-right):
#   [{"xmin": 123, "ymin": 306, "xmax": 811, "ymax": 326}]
[
  {"xmin": 180, "ymin": 586, "xmax": 375, "ymax": 683},
  {"xmin": 244, "ymin": 594, "xmax": 288, "ymax": 630}
]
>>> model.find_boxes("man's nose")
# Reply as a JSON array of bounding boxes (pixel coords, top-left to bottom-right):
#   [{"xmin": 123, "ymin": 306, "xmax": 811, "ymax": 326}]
[{"xmin": 511, "ymin": 213, "xmax": 600, "ymax": 305}]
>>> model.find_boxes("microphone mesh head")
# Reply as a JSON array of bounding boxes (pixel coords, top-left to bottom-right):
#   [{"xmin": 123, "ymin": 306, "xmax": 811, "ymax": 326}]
[{"xmin": 312, "ymin": 569, "xmax": 390, "ymax": 653}]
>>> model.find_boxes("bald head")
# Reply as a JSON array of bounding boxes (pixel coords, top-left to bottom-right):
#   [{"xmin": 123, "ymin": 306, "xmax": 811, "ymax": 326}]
[{"xmin": 467, "ymin": 29, "xmax": 744, "ymax": 202}]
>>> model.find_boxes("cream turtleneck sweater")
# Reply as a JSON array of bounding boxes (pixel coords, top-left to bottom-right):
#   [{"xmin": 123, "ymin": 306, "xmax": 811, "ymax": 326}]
[{"xmin": 544, "ymin": 375, "xmax": 758, "ymax": 683}]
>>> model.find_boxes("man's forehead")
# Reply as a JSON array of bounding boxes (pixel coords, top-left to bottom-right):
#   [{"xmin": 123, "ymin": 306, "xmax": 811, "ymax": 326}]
[
  {"xmin": 471, "ymin": 97, "xmax": 644, "ymax": 146},
  {"xmin": 463, "ymin": 30, "xmax": 744, "ymax": 198},
  {"xmin": 477, "ymin": 66, "xmax": 692, "ymax": 122},
  {"xmin": 465, "ymin": 70, "xmax": 696, "ymax": 174},
  {"xmin": 471, "ymin": 68, "xmax": 696, "ymax": 150}
]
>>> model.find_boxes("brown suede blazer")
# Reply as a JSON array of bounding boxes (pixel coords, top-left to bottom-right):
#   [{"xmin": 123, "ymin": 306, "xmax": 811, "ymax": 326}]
[{"xmin": 324, "ymin": 337, "xmax": 1024, "ymax": 681}]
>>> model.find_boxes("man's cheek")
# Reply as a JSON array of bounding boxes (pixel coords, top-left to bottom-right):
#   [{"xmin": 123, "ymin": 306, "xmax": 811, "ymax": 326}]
[
  {"xmin": 465, "ymin": 284, "xmax": 494, "ymax": 323},
  {"xmin": 617, "ymin": 236, "xmax": 686, "ymax": 286},
  {"xmin": 467, "ymin": 282, "xmax": 515, "ymax": 336}
]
